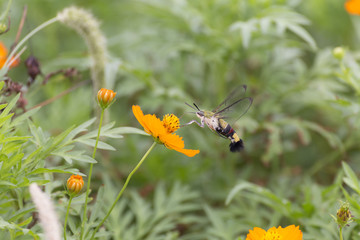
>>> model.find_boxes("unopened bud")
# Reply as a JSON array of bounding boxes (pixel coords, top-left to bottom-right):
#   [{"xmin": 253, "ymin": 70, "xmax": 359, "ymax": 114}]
[
  {"xmin": 25, "ymin": 56, "xmax": 42, "ymax": 85},
  {"xmin": 97, "ymin": 88, "xmax": 116, "ymax": 109},
  {"xmin": 335, "ymin": 202, "xmax": 353, "ymax": 227},
  {"xmin": 333, "ymin": 47, "xmax": 345, "ymax": 60},
  {"xmin": 66, "ymin": 175, "xmax": 84, "ymax": 195},
  {"xmin": 0, "ymin": 23, "xmax": 7, "ymax": 34}
]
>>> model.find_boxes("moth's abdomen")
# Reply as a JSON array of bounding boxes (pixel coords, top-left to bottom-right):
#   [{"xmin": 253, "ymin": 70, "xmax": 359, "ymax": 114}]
[
  {"xmin": 229, "ymin": 138, "xmax": 244, "ymax": 152},
  {"xmin": 217, "ymin": 119, "xmax": 244, "ymax": 152},
  {"xmin": 222, "ymin": 124, "xmax": 234, "ymax": 137}
]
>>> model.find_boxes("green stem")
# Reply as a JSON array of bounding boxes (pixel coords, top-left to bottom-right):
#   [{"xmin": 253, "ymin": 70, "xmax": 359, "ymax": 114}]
[
  {"xmin": 9, "ymin": 229, "xmax": 15, "ymax": 240},
  {"xmin": 339, "ymin": 226, "xmax": 343, "ymax": 240},
  {"xmin": 4, "ymin": 16, "xmax": 58, "ymax": 68},
  {"xmin": 0, "ymin": 0, "xmax": 13, "ymax": 22},
  {"xmin": 64, "ymin": 195, "xmax": 74, "ymax": 240},
  {"xmin": 80, "ymin": 109, "xmax": 105, "ymax": 240},
  {"xmin": 90, "ymin": 142, "xmax": 157, "ymax": 240}
]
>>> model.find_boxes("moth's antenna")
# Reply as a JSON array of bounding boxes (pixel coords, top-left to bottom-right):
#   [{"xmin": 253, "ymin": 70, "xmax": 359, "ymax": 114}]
[
  {"xmin": 185, "ymin": 102, "xmax": 197, "ymax": 111},
  {"xmin": 193, "ymin": 103, "xmax": 200, "ymax": 111}
]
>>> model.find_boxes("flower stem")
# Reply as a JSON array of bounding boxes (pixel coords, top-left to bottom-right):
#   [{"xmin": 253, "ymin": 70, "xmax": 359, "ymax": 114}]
[
  {"xmin": 339, "ymin": 226, "xmax": 343, "ymax": 240},
  {"xmin": 80, "ymin": 109, "xmax": 105, "ymax": 240},
  {"xmin": 64, "ymin": 195, "xmax": 73, "ymax": 240},
  {"xmin": 90, "ymin": 142, "xmax": 157, "ymax": 240}
]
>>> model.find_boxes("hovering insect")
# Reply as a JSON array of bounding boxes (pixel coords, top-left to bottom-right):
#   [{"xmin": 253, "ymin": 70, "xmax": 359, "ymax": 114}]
[{"xmin": 184, "ymin": 85, "xmax": 253, "ymax": 152}]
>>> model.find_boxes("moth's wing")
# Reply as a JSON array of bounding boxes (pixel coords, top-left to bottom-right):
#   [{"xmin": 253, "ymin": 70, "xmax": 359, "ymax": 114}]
[
  {"xmin": 215, "ymin": 97, "xmax": 253, "ymax": 125},
  {"xmin": 212, "ymin": 85, "xmax": 248, "ymax": 113}
]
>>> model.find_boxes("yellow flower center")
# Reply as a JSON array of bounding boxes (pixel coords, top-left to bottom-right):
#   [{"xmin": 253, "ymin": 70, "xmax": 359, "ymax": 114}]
[
  {"xmin": 162, "ymin": 114, "xmax": 180, "ymax": 133},
  {"xmin": 263, "ymin": 229, "xmax": 281, "ymax": 240}
]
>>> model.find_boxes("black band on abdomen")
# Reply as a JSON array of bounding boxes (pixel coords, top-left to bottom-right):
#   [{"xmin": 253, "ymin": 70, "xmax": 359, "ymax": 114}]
[{"xmin": 223, "ymin": 124, "xmax": 234, "ymax": 137}]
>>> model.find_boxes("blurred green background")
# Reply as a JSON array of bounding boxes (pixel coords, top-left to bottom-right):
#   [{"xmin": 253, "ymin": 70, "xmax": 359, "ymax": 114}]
[{"xmin": 2, "ymin": 0, "xmax": 360, "ymax": 239}]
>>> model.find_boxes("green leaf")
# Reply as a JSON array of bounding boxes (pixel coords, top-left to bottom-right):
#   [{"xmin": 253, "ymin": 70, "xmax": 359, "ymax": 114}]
[
  {"xmin": 0, "ymin": 81, "xmax": 4, "ymax": 91},
  {"xmin": 76, "ymin": 139, "xmax": 116, "ymax": 150},
  {"xmin": 0, "ymin": 216, "xmax": 14, "ymax": 229},
  {"xmin": 27, "ymin": 167, "xmax": 82, "ymax": 176},
  {"xmin": 52, "ymin": 150, "xmax": 96, "ymax": 164},
  {"xmin": 225, "ymin": 181, "xmax": 290, "ymax": 214},
  {"xmin": 51, "ymin": 125, "xmax": 76, "ymax": 148},
  {"xmin": 0, "ymin": 103, "xmax": 7, "ymax": 111},
  {"xmin": 229, "ymin": 19, "xmax": 257, "ymax": 48},
  {"xmin": 301, "ymin": 120, "xmax": 342, "ymax": 149},
  {"xmin": 75, "ymin": 122, "xmax": 131, "ymax": 141},
  {"xmin": 109, "ymin": 127, "xmax": 148, "ymax": 136},
  {"xmin": 342, "ymin": 162, "xmax": 360, "ymax": 195},
  {"xmin": 0, "ymin": 181, "xmax": 16, "ymax": 187},
  {"xmin": 10, "ymin": 107, "xmax": 40, "ymax": 128},
  {"xmin": 22, "ymin": 147, "xmax": 43, "ymax": 170},
  {"xmin": 17, "ymin": 216, "xmax": 33, "ymax": 227},
  {"xmin": 0, "ymin": 93, "xmax": 20, "ymax": 118},
  {"xmin": 9, "ymin": 206, "xmax": 35, "ymax": 222},
  {"xmin": 28, "ymin": 120, "xmax": 47, "ymax": 146},
  {"xmin": 286, "ymin": 23, "xmax": 317, "ymax": 50},
  {"xmin": 0, "ymin": 136, "xmax": 31, "ymax": 144},
  {"xmin": 330, "ymin": 98, "xmax": 352, "ymax": 106},
  {"xmin": 0, "ymin": 113, "xmax": 13, "ymax": 128},
  {"xmin": 342, "ymin": 186, "xmax": 360, "ymax": 213},
  {"xmin": 0, "ymin": 153, "xmax": 24, "ymax": 176},
  {"xmin": 64, "ymin": 118, "xmax": 96, "ymax": 143}
]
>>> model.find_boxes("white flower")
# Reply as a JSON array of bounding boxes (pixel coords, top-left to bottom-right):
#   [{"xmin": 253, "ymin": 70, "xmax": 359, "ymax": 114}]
[{"xmin": 29, "ymin": 183, "xmax": 61, "ymax": 240}]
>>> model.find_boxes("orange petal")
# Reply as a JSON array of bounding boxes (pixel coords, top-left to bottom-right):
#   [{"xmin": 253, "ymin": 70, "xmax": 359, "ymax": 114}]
[
  {"xmin": 0, "ymin": 42, "xmax": 19, "ymax": 69},
  {"xmin": 133, "ymin": 105, "xmax": 153, "ymax": 134},
  {"xmin": 0, "ymin": 42, "xmax": 8, "ymax": 57},
  {"xmin": 172, "ymin": 147, "xmax": 200, "ymax": 157},
  {"xmin": 161, "ymin": 133, "xmax": 185, "ymax": 148},
  {"xmin": 345, "ymin": 0, "xmax": 360, "ymax": 15},
  {"xmin": 132, "ymin": 105, "xmax": 146, "ymax": 128},
  {"xmin": 0, "ymin": 59, "xmax": 5, "ymax": 68},
  {"xmin": 132, "ymin": 105, "xmax": 199, "ymax": 157},
  {"xmin": 161, "ymin": 133, "xmax": 199, "ymax": 157},
  {"xmin": 9, "ymin": 57, "xmax": 19, "ymax": 68},
  {"xmin": 280, "ymin": 225, "xmax": 303, "ymax": 240},
  {"xmin": 246, "ymin": 227, "xmax": 266, "ymax": 240},
  {"xmin": 142, "ymin": 114, "xmax": 156, "ymax": 135},
  {"xmin": 146, "ymin": 114, "xmax": 167, "ymax": 137},
  {"xmin": 0, "ymin": 42, "xmax": 8, "ymax": 68},
  {"xmin": 132, "ymin": 105, "xmax": 167, "ymax": 137}
]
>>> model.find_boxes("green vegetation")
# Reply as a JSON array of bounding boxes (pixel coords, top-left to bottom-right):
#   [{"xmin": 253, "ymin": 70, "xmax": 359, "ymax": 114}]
[{"xmin": 1, "ymin": 0, "xmax": 360, "ymax": 239}]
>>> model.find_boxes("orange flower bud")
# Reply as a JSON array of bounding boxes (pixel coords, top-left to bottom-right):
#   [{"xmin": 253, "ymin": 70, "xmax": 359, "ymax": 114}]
[
  {"xmin": 67, "ymin": 175, "xmax": 84, "ymax": 195},
  {"xmin": 97, "ymin": 88, "xmax": 116, "ymax": 109}
]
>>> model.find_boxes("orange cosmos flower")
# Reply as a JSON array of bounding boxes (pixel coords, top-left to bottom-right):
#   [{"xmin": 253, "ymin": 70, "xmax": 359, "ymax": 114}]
[
  {"xmin": 0, "ymin": 42, "xmax": 19, "ymax": 69},
  {"xmin": 345, "ymin": 0, "xmax": 360, "ymax": 15},
  {"xmin": 132, "ymin": 105, "xmax": 199, "ymax": 157},
  {"xmin": 97, "ymin": 88, "xmax": 117, "ymax": 109},
  {"xmin": 67, "ymin": 175, "xmax": 84, "ymax": 195},
  {"xmin": 246, "ymin": 225, "xmax": 303, "ymax": 240}
]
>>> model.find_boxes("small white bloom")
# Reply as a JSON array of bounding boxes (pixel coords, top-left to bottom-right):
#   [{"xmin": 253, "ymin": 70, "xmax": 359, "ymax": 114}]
[{"xmin": 29, "ymin": 183, "xmax": 61, "ymax": 240}]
